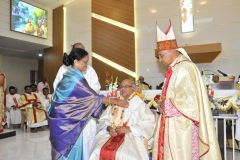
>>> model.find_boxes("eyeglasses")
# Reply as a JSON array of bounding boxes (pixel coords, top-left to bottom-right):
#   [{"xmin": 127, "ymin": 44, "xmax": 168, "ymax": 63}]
[{"xmin": 119, "ymin": 85, "xmax": 133, "ymax": 89}]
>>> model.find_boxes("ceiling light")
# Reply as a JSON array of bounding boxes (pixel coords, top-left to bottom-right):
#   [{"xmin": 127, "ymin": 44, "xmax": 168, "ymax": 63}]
[
  {"xmin": 92, "ymin": 52, "xmax": 136, "ymax": 78},
  {"xmin": 200, "ymin": 1, "xmax": 207, "ymax": 5},
  {"xmin": 38, "ymin": 54, "xmax": 42, "ymax": 57},
  {"xmin": 92, "ymin": 13, "xmax": 135, "ymax": 32},
  {"xmin": 151, "ymin": 10, "xmax": 157, "ymax": 13}
]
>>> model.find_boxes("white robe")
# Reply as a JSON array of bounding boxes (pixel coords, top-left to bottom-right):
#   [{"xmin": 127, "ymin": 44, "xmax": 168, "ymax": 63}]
[
  {"xmin": 40, "ymin": 94, "xmax": 52, "ymax": 110},
  {"xmin": 89, "ymin": 95, "xmax": 156, "ymax": 160},
  {"xmin": 53, "ymin": 64, "xmax": 101, "ymax": 160},
  {"xmin": 6, "ymin": 93, "xmax": 21, "ymax": 127}
]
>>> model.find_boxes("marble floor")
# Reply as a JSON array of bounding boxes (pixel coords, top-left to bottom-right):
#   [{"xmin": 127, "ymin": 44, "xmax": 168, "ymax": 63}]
[
  {"xmin": 0, "ymin": 129, "xmax": 51, "ymax": 160},
  {"xmin": 0, "ymin": 128, "xmax": 240, "ymax": 160}
]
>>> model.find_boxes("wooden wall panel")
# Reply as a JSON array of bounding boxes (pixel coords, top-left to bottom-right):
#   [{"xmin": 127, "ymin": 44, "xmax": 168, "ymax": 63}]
[
  {"xmin": 92, "ymin": 0, "xmax": 134, "ymax": 27},
  {"xmin": 92, "ymin": 57, "xmax": 134, "ymax": 89},
  {"xmin": 92, "ymin": 0, "xmax": 135, "ymax": 90},
  {"xmin": 38, "ymin": 59, "xmax": 43, "ymax": 83},
  {"xmin": 92, "ymin": 18, "xmax": 135, "ymax": 71},
  {"xmin": 43, "ymin": 6, "xmax": 64, "ymax": 92}
]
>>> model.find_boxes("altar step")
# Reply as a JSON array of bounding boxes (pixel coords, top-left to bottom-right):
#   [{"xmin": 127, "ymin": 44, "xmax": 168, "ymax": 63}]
[{"xmin": 0, "ymin": 129, "xmax": 16, "ymax": 139}]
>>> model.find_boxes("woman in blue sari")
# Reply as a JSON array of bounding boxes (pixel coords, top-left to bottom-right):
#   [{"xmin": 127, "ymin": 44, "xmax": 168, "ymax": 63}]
[{"xmin": 48, "ymin": 48, "xmax": 128, "ymax": 160}]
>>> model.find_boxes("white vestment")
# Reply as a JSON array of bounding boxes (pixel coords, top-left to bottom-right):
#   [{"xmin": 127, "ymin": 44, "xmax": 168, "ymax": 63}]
[
  {"xmin": 6, "ymin": 93, "xmax": 21, "ymax": 127},
  {"xmin": 40, "ymin": 94, "xmax": 52, "ymax": 110},
  {"xmin": 89, "ymin": 95, "xmax": 156, "ymax": 160},
  {"xmin": 53, "ymin": 64, "xmax": 101, "ymax": 160}
]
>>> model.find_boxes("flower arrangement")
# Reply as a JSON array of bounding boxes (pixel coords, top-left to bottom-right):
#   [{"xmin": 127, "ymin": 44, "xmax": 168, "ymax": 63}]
[
  {"xmin": 105, "ymin": 70, "xmax": 112, "ymax": 86},
  {"xmin": 202, "ymin": 67, "xmax": 214, "ymax": 90},
  {"xmin": 207, "ymin": 90, "xmax": 215, "ymax": 110},
  {"xmin": 108, "ymin": 76, "xmax": 118, "ymax": 97}
]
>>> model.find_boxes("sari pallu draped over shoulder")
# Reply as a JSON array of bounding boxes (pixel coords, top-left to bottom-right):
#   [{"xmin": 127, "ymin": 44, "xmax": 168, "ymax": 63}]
[{"xmin": 48, "ymin": 68, "xmax": 104, "ymax": 160}]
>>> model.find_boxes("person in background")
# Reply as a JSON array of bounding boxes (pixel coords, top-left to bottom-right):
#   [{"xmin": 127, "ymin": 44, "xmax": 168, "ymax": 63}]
[
  {"xmin": 0, "ymin": 72, "xmax": 6, "ymax": 132},
  {"xmin": 138, "ymin": 76, "xmax": 150, "ymax": 90},
  {"xmin": 6, "ymin": 86, "xmax": 21, "ymax": 128},
  {"xmin": 30, "ymin": 83, "xmax": 41, "ymax": 97},
  {"xmin": 53, "ymin": 42, "xmax": 101, "ymax": 160},
  {"xmin": 37, "ymin": 77, "xmax": 50, "ymax": 95},
  {"xmin": 89, "ymin": 79, "xmax": 155, "ymax": 160},
  {"xmin": 156, "ymin": 82, "xmax": 164, "ymax": 90},
  {"xmin": 30, "ymin": 83, "xmax": 37, "ymax": 93},
  {"xmin": 15, "ymin": 87, "xmax": 18, "ymax": 94},
  {"xmin": 153, "ymin": 21, "xmax": 221, "ymax": 160},
  {"xmin": 212, "ymin": 75, "xmax": 220, "ymax": 83},
  {"xmin": 18, "ymin": 85, "xmax": 47, "ymax": 133},
  {"xmin": 40, "ymin": 87, "xmax": 51, "ymax": 110},
  {"xmin": 48, "ymin": 48, "xmax": 128, "ymax": 160}
]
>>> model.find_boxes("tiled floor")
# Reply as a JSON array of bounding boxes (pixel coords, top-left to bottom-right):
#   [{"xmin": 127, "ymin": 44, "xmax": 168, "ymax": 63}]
[
  {"xmin": 226, "ymin": 148, "xmax": 240, "ymax": 160},
  {"xmin": 0, "ymin": 128, "xmax": 240, "ymax": 160},
  {"xmin": 0, "ymin": 129, "xmax": 51, "ymax": 160}
]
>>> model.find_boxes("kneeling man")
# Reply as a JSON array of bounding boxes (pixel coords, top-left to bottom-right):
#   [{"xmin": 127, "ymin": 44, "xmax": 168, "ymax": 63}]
[{"xmin": 89, "ymin": 79, "xmax": 155, "ymax": 160}]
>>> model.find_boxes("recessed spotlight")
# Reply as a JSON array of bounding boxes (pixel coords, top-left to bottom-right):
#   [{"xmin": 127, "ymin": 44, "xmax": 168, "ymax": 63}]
[
  {"xmin": 151, "ymin": 10, "xmax": 157, "ymax": 13},
  {"xmin": 38, "ymin": 54, "xmax": 42, "ymax": 57}
]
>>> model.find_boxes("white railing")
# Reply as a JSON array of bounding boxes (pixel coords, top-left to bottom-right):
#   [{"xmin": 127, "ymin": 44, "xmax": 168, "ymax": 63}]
[{"xmin": 213, "ymin": 114, "xmax": 238, "ymax": 160}]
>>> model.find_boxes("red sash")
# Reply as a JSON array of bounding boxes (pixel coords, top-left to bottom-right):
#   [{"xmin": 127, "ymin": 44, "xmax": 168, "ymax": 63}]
[
  {"xmin": 13, "ymin": 97, "xmax": 19, "ymax": 108},
  {"xmin": 99, "ymin": 123, "xmax": 127, "ymax": 160},
  {"xmin": 157, "ymin": 115, "xmax": 166, "ymax": 160},
  {"xmin": 157, "ymin": 67, "xmax": 172, "ymax": 160},
  {"xmin": 32, "ymin": 107, "xmax": 47, "ymax": 123},
  {"xmin": 19, "ymin": 94, "xmax": 40, "ymax": 109}
]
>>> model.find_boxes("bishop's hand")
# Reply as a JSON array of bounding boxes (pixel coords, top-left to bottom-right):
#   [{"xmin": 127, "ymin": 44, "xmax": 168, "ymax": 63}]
[{"xmin": 157, "ymin": 100, "xmax": 165, "ymax": 114}]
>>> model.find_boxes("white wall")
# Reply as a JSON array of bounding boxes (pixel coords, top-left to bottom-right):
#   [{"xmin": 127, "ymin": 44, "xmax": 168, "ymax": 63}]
[
  {"xmin": 65, "ymin": 0, "xmax": 92, "ymax": 64},
  {"xmin": 0, "ymin": 0, "xmax": 52, "ymax": 46},
  {"xmin": 135, "ymin": 0, "xmax": 240, "ymax": 89},
  {"xmin": 1, "ymin": 55, "xmax": 38, "ymax": 94}
]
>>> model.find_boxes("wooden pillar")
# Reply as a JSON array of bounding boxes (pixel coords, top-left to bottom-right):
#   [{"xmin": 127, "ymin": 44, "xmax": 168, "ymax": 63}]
[{"xmin": 43, "ymin": 5, "xmax": 64, "ymax": 92}]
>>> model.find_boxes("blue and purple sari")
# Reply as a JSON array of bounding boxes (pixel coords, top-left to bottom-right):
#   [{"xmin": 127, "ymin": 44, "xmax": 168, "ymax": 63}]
[{"xmin": 47, "ymin": 68, "xmax": 104, "ymax": 160}]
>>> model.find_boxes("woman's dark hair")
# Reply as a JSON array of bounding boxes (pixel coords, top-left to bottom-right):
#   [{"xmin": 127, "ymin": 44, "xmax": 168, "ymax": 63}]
[{"xmin": 63, "ymin": 48, "xmax": 88, "ymax": 66}]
